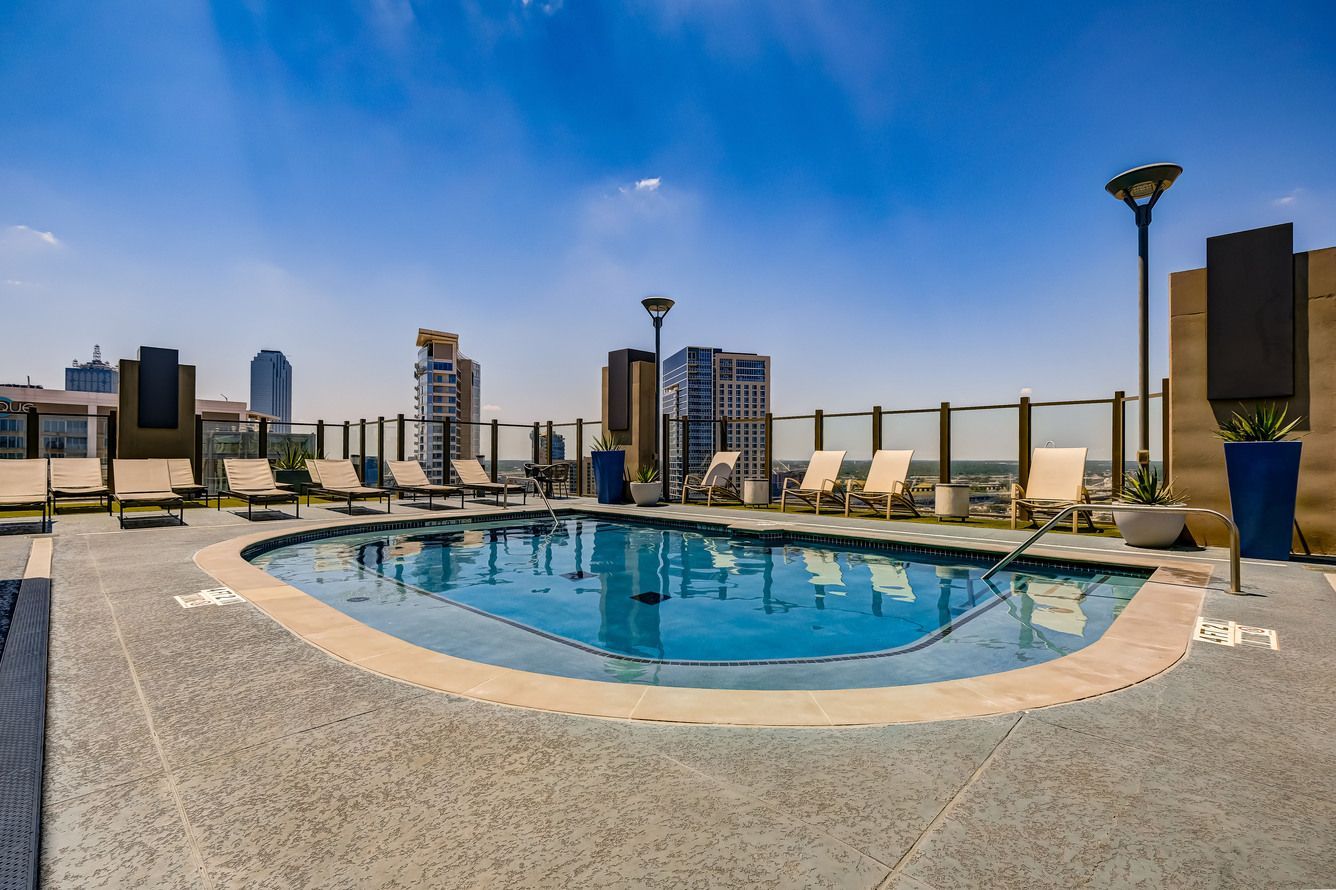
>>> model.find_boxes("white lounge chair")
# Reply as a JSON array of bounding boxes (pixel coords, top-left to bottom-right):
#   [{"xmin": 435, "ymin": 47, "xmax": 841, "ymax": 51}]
[
  {"xmin": 778, "ymin": 450, "xmax": 846, "ymax": 515},
  {"xmin": 386, "ymin": 459, "xmax": 464, "ymax": 510},
  {"xmin": 680, "ymin": 451, "xmax": 742, "ymax": 505},
  {"xmin": 1011, "ymin": 447, "xmax": 1093, "ymax": 532},
  {"xmin": 844, "ymin": 450, "xmax": 918, "ymax": 519},
  {"xmin": 50, "ymin": 457, "xmax": 110, "ymax": 514},
  {"xmin": 111, "ymin": 459, "xmax": 184, "ymax": 528},
  {"xmin": 0, "ymin": 459, "xmax": 50, "ymax": 532},
  {"xmin": 450, "ymin": 458, "xmax": 528, "ymax": 506},
  {"xmin": 306, "ymin": 459, "xmax": 392, "ymax": 514},
  {"xmin": 222, "ymin": 459, "xmax": 300, "ymax": 520}
]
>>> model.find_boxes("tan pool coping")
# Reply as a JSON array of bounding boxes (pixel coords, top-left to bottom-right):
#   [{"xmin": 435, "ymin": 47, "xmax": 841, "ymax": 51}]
[{"xmin": 193, "ymin": 507, "xmax": 1211, "ymax": 726}]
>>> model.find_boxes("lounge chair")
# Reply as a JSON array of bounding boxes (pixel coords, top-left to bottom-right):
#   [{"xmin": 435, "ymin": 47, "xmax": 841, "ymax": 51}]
[
  {"xmin": 111, "ymin": 459, "xmax": 184, "ymax": 528},
  {"xmin": 450, "ymin": 458, "xmax": 528, "ymax": 506},
  {"xmin": 1011, "ymin": 447, "xmax": 1094, "ymax": 532},
  {"xmin": 385, "ymin": 460, "xmax": 464, "ymax": 510},
  {"xmin": 679, "ymin": 451, "xmax": 742, "ymax": 505},
  {"xmin": 778, "ymin": 450, "xmax": 846, "ymax": 515},
  {"xmin": 0, "ymin": 459, "xmax": 50, "ymax": 532},
  {"xmin": 222, "ymin": 459, "xmax": 300, "ymax": 520},
  {"xmin": 167, "ymin": 458, "xmax": 212, "ymax": 508},
  {"xmin": 50, "ymin": 457, "xmax": 111, "ymax": 514},
  {"xmin": 306, "ymin": 459, "xmax": 392, "ymax": 514},
  {"xmin": 844, "ymin": 450, "xmax": 918, "ymax": 519}
]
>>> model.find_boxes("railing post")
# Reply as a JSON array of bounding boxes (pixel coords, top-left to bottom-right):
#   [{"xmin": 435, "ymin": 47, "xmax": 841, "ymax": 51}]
[
  {"xmin": 316, "ymin": 420, "xmax": 325, "ymax": 458},
  {"xmin": 258, "ymin": 417, "xmax": 269, "ymax": 460},
  {"xmin": 718, "ymin": 417, "xmax": 728, "ymax": 452},
  {"xmin": 661, "ymin": 413, "xmax": 671, "ymax": 498},
  {"xmin": 575, "ymin": 418, "xmax": 584, "ymax": 495},
  {"xmin": 1018, "ymin": 397, "xmax": 1032, "ymax": 489},
  {"xmin": 1161, "ymin": 376, "xmax": 1171, "ymax": 481},
  {"xmin": 107, "ymin": 409, "xmax": 117, "ymax": 460},
  {"xmin": 396, "ymin": 413, "xmax": 405, "ymax": 462},
  {"xmin": 358, "ymin": 419, "xmax": 367, "ymax": 482},
  {"xmin": 376, "ymin": 416, "xmax": 385, "ymax": 486},
  {"xmin": 871, "ymin": 405, "xmax": 882, "ymax": 453},
  {"xmin": 532, "ymin": 422, "xmax": 541, "ymax": 464},
  {"xmin": 680, "ymin": 417, "xmax": 690, "ymax": 489},
  {"xmin": 1112, "ymin": 391, "xmax": 1125, "ymax": 497},
  {"xmin": 545, "ymin": 420, "xmax": 554, "ymax": 465},
  {"xmin": 939, "ymin": 402, "xmax": 951, "ymax": 483},
  {"xmin": 24, "ymin": 406, "xmax": 39, "ymax": 459},
  {"xmin": 440, "ymin": 418, "xmax": 450, "ymax": 483},
  {"xmin": 342, "ymin": 421, "xmax": 350, "ymax": 461},
  {"xmin": 193, "ymin": 414, "xmax": 204, "ymax": 484},
  {"xmin": 764, "ymin": 412, "xmax": 773, "ymax": 491},
  {"xmin": 490, "ymin": 419, "xmax": 499, "ymax": 481},
  {"xmin": 813, "ymin": 409, "xmax": 824, "ymax": 451}
]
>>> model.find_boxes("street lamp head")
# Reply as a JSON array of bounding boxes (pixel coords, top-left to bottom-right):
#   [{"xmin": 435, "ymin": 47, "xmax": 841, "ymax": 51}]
[
  {"xmin": 641, "ymin": 295, "xmax": 675, "ymax": 320},
  {"xmin": 1104, "ymin": 163, "xmax": 1182, "ymax": 203}
]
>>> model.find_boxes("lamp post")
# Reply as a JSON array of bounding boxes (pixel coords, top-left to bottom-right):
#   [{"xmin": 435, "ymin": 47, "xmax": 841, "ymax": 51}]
[
  {"xmin": 1105, "ymin": 163, "xmax": 1182, "ymax": 471},
  {"xmin": 641, "ymin": 295, "xmax": 675, "ymax": 488}
]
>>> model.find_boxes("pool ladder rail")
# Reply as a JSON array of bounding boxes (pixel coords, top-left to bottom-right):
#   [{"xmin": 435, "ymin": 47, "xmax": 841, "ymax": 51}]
[
  {"xmin": 980, "ymin": 503, "xmax": 1242, "ymax": 594},
  {"xmin": 501, "ymin": 473, "xmax": 561, "ymax": 531}
]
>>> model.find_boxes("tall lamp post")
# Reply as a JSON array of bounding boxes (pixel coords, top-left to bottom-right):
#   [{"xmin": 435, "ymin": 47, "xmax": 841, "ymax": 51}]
[
  {"xmin": 1105, "ymin": 163, "xmax": 1182, "ymax": 471},
  {"xmin": 641, "ymin": 295, "xmax": 675, "ymax": 487}
]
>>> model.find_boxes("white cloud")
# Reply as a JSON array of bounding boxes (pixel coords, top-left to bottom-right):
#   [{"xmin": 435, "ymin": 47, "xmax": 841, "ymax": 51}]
[
  {"xmin": 3, "ymin": 279, "xmax": 27, "ymax": 286},
  {"xmin": 1272, "ymin": 189, "xmax": 1303, "ymax": 207},
  {"xmin": 482, "ymin": 403, "xmax": 502, "ymax": 412},
  {"xmin": 520, "ymin": 0, "xmax": 564, "ymax": 14},
  {"xmin": 634, "ymin": 177, "xmax": 661, "ymax": 192},
  {"xmin": 7, "ymin": 224, "xmax": 61, "ymax": 247},
  {"xmin": 1019, "ymin": 386, "xmax": 1033, "ymax": 398}
]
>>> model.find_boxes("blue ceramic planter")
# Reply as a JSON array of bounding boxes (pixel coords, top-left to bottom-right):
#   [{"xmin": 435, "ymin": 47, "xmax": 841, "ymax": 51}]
[
  {"xmin": 1223, "ymin": 440, "xmax": 1301, "ymax": 560},
  {"xmin": 591, "ymin": 450, "xmax": 626, "ymax": 504}
]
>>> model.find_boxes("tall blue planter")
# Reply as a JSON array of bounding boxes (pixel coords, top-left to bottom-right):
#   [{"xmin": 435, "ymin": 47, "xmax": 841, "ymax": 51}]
[
  {"xmin": 591, "ymin": 450, "xmax": 626, "ymax": 504},
  {"xmin": 1224, "ymin": 441, "xmax": 1301, "ymax": 561}
]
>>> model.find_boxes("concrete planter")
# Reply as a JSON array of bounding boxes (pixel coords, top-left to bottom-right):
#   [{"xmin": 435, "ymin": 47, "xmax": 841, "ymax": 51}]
[
  {"xmin": 629, "ymin": 481, "xmax": 662, "ymax": 507},
  {"xmin": 1112, "ymin": 506, "xmax": 1187, "ymax": 548}
]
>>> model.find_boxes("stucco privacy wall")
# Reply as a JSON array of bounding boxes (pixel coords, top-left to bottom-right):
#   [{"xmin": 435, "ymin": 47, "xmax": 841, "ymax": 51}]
[{"xmin": 1169, "ymin": 244, "xmax": 1336, "ymax": 554}]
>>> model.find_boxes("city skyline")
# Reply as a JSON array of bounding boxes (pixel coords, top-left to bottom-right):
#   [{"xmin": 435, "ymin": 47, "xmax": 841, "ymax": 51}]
[{"xmin": 2, "ymin": 2, "xmax": 1334, "ymax": 429}]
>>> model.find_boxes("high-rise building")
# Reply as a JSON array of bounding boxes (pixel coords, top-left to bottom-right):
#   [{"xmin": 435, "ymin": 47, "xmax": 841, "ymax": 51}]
[
  {"xmin": 249, "ymin": 350, "xmax": 293, "ymax": 425},
  {"xmin": 663, "ymin": 346, "xmax": 770, "ymax": 496},
  {"xmin": 414, "ymin": 329, "xmax": 482, "ymax": 483},
  {"xmin": 530, "ymin": 431, "xmax": 567, "ymax": 461},
  {"xmin": 65, "ymin": 345, "xmax": 119, "ymax": 393}
]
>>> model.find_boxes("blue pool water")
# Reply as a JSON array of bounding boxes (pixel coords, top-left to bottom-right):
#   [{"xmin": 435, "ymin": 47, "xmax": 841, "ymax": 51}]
[{"xmin": 251, "ymin": 515, "xmax": 1148, "ymax": 688}]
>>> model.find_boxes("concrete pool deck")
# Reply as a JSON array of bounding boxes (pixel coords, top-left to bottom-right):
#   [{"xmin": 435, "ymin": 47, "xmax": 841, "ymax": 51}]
[{"xmin": 11, "ymin": 497, "xmax": 1336, "ymax": 887}]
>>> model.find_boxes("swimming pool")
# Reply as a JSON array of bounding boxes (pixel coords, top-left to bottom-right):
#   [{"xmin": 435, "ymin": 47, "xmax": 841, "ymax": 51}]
[{"xmin": 249, "ymin": 514, "xmax": 1149, "ymax": 690}]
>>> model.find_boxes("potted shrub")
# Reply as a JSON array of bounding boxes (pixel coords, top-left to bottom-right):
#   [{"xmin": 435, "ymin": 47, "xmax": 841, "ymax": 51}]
[
  {"xmin": 589, "ymin": 433, "xmax": 626, "ymax": 504},
  {"xmin": 1218, "ymin": 403, "xmax": 1303, "ymax": 560},
  {"xmin": 272, "ymin": 440, "xmax": 313, "ymax": 488},
  {"xmin": 1112, "ymin": 465, "xmax": 1186, "ymax": 548},
  {"xmin": 629, "ymin": 464, "xmax": 662, "ymax": 507}
]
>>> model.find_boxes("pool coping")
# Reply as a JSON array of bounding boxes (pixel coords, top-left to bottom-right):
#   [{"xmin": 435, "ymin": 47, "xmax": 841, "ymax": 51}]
[{"xmin": 193, "ymin": 506, "xmax": 1211, "ymax": 726}]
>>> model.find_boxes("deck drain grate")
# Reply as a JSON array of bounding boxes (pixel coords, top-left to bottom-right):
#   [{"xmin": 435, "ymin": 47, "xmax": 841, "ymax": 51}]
[
  {"xmin": 631, "ymin": 591, "xmax": 670, "ymax": 605},
  {"xmin": 561, "ymin": 571, "xmax": 592, "ymax": 581},
  {"xmin": 175, "ymin": 587, "xmax": 245, "ymax": 609},
  {"xmin": 1193, "ymin": 617, "xmax": 1279, "ymax": 650}
]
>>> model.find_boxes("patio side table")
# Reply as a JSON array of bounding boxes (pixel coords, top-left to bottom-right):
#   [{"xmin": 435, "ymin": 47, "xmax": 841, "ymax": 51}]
[
  {"xmin": 934, "ymin": 482, "xmax": 971, "ymax": 521},
  {"xmin": 742, "ymin": 479, "xmax": 770, "ymax": 507}
]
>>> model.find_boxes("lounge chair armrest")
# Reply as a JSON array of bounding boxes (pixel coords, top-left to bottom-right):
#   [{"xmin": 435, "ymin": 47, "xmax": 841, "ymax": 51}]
[
  {"xmin": 1011, "ymin": 482, "xmax": 1025, "ymax": 499},
  {"xmin": 683, "ymin": 474, "xmax": 704, "ymax": 487},
  {"xmin": 846, "ymin": 479, "xmax": 865, "ymax": 493},
  {"xmin": 781, "ymin": 477, "xmax": 799, "ymax": 491}
]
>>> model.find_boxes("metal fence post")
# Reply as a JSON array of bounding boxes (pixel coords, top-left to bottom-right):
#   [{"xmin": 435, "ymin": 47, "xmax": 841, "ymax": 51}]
[
  {"xmin": 532, "ymin": 422, "xmax": 541, "ymax": 464},
  {"xmin": 358, "ymin": 419, "xmax": 367, "ymax": 482},
  {"xmin": 396, "ymin": 413, "xmax": 405, "ymax": 462},
  {"xmin": 316, "ymin": 420, "xmax": 325, "ymax": 458},
  {"xmin": 545, "ymin": 420, "xmax": 554, "ymax": 465},
  {"xmin": 193, "ymin": 414, "xmax": 204, "ymax": 484},
  {"xmin": 814, "ymin": 409, "xmax": 824, "ymax": 451},
  {"xmin": 680, "ymin": 417, "xmax": 690, "ymax": 487},
  {"xmin": 258, "ymin": 417, "xmax": 268, "ymax": 461},
  {"xmin": 342, "ymin": 421, "xmax": 350, "ymax": 461},
  {"xmin": 939, "ymin": 402, "xmax": 951, "ymax": 483},
  {"xmin": 661, "ymin": 414, "xmax": 671, "ymax": 498},
  {"xmin": 718, "ymin": 417, "xmax": 728, "ymax": 452},
  {"xmin": 1161, "ymin": 377, "xmax": 1172, "ymax": 481},
  {"xmin": 1112, "ymin": 391, "xmax": 1125, "ymax": 497},
  {"xmin": 764, "ymin": 412, "xmax": 773, "ymax": 489},
  {"xmin": 490, "ymin": 420, "xmax": 499, "ymax": 481},
  {"xmin": 440, "ymin": 418, "xmax": 450, "ymax": 482},
  {"xmin": 24, "ymin": 406, "xmax": 39, "ymax": 459},
  {"xmin": 575, "ymin": 418, "xmax": 584, "ymax": 494},
  {"xmin": 871, "ymin": 405, "xmax": 882, "ymax": 453},
  {"xmin": 1018, "ymin": 397, "xmax": 1032, "ymax": 489},
  {"xmin": 376, "ymin": 416, "xmax": 385, "ymax": 486}
]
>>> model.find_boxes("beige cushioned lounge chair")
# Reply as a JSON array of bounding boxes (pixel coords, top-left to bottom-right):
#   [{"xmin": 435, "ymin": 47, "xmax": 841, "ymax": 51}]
[
  {"xmin": 679, "ymin": 451, "xmax": 742, "ymax": 506},
  {"xmin": 844, "ymin": 450, "xmax": 918, "ymax": 519},
  {"xmin": 778, "ymin": 450, "xmax": 846, "ymax": 515},
  {"xmin": 385, "ymin": 460, "xmax": 464, "ymax": 510},
  {"xmin": 306, "ymin": 459, "xmax": 391, "ymax": 514},
  {"xmin": 1011, "ymin": 447, "xmax": 1093, "ymax": 532},
  {"xmin": 111, "ymin": 459, "xmax": 184, "ymax": 528},
  {"xmin": 50, "ymin": 457, "xmax": 111, "ymax": 514},
  {"xmin": 0, "ymin": 458, "xmax": 50, "ymax": 532},
  {"xmin": 450, "ymin": 458, "xmax": 528, "ymax": 507},
  {"xmin": 167, "ymin": 458, "xmax": 211, "ymax": 506},
  {"xmin": 222, "ymin": 459, "xmax": 300, "ymax": 520}
]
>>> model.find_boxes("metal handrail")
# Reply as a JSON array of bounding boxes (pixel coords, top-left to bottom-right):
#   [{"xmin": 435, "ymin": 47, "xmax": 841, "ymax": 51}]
[{"xmin": 980, "ymin": 503, "xmax": 1242, "ymax": 594}]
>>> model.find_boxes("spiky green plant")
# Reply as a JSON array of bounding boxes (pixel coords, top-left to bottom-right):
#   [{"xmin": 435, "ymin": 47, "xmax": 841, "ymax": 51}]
[
  {"xmin": 632, "ymin": 464, "xmax": 660, "ymax": 483},
  {"xmin": 272, "ymin": 439, "xmax": 313, "ymax": 470},
  {"xmin": 1216, "ymin": 402, "xmax": 1303, "ymax": 442},
  {"xmin": 1119, "ymin": 465, "xmax": 1182, "ymax": 506},
  {"xmin": 590, "ymin": 432, "xmax": 624, "ymax": 452}
]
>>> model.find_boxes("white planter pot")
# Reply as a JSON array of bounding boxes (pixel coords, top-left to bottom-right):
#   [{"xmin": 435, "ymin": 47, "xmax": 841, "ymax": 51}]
[
  {"xmin": 629, "ymin": 481, "xmax": 662, "ymax": 507},
  {"xmin": 1113, "ymin": 506, "xmax": 1187, "ymax": 548}
]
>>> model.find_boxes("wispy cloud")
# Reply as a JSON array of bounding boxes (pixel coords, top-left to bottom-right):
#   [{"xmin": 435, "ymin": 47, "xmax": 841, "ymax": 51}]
[
  {"xmin": 520, "ymin": 0, "xmax": 564, "ymax": 15},
  {"xmin": 7, "ymin": 224, "xmax": 61, "ymax": 247},
  {"xmin": 1272, "ymin": 188, "xmax": 1303, "ymax": 207},
  {"xmin": 482, "ymin": 403, "xmax": 502, "ymax": 412},
  {"xmin": 618, "ymin": 176, "xmax": 662, "ymax": 195}
]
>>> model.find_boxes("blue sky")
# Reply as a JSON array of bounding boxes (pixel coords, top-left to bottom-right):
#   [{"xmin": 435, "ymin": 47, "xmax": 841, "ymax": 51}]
[{"xmin": 3, "ymin": 1, "xmax": 1334, "ymax": 456}]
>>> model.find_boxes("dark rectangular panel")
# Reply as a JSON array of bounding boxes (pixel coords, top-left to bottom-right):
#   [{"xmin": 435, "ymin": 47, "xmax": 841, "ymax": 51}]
[
  {"xmin": 1206, "ymin": 223, "xmax": 1294, "ymax": 400},
  {"xmin": 607, "ymin": 348, "xmax": 654, "ymax": 432},
  {"xmin": 137, "ymin": 346, "xmax": 180, "ymax": 429}
]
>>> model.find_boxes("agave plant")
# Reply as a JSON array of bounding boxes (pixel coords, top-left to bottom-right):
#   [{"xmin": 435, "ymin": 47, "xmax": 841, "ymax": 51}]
[
  {"xmin": 632, "ymin": 464, "xmax": 660, "ymax": 483},
  {"xmin": 1216, "ymin": 402, "xmax": 1303, "ymax": 442},
  {"xmin": 1119, "ymin": 465, "xmax": 1182, "ymax": 506},
  {"xmin": 272, "ymin": 439, "xmax": 313, "ymax": 470},
  {"xmin": 589, "ymin": 432, "xmax": 624, "ymax": 452}
]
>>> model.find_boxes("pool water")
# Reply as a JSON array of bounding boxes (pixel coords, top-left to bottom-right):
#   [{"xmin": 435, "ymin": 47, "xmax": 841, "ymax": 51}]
[{"xmin": 252, "ymin": 516, "xmax": 1147, "ymax": 683}]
